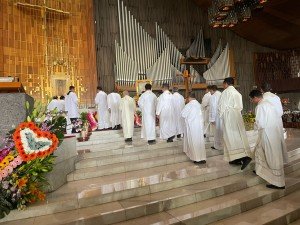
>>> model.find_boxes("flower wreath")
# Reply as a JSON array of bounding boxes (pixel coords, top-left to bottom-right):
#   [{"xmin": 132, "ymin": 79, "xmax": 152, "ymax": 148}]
[{"xmin": 13, "ymin": 122, "xmax": 59, "ymax": 162}]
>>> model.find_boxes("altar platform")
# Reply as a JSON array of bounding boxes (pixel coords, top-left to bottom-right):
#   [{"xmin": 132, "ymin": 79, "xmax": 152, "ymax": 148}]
[{"xmin": 1, "ymin": 128, "xmax": 300, "ymax": 225}]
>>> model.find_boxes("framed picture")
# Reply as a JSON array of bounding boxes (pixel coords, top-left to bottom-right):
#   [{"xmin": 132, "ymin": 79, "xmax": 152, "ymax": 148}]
[{"xmin": 135, "ymin": 79, "xmax": 152, "ymax": 96}]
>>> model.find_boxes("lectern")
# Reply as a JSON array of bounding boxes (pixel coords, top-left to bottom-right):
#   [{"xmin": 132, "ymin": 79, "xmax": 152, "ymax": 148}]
[{"xmin": 0, "ymin": 82, "xmax": 33, "ymax": 137}]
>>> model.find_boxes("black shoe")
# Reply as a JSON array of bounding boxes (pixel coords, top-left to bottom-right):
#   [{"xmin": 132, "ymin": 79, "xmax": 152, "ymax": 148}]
[
  {"xmin": 204, "ymin": 134, "xmax": 206, "ymax": 138},
  {"xmin": 125, "ymin": 138, "xmax": 132, "ymax": 142},
  {"xmin": 211, "ymin": 146, "xmax": 217, "ymax": 150},
  {"xmin": 253, "ymin": 170, "xmax": 256, "ymax": 175},
  {"xmin": 177, "ymin": 134, "xmax": 181, "ymax": 138},
  {"xmin": 266, "ymin": 184, "xmax": 285, "ymax": 189},
  {"xmin": 194, "ymin": 160, "xmax": 206, "ymax": 164},
  {"xmin": 241, "ymin": 157, "xmax": 252, "ymax": 170},
  {"xmin": 229, "ymin": 159, "xmax": 242, "ymax": 165},
  {"xmin": 167, "ymin": 135, "xmax": 175, "ymax": 142},
  {"xmin": 148, "ymin": 140, "xmax": 156, "ymax": 145}
]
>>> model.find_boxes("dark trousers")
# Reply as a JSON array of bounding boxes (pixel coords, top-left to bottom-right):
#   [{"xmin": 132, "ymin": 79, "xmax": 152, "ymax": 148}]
[{"xmin": 70, "ymin": 118, "xmax": 78, "ymax": 133}]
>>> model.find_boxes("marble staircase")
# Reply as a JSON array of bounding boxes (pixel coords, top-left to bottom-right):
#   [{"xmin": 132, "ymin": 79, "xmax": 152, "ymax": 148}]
[{"xmin": 1, "ymin": 128, "xmax": 300, "ymax": 225}]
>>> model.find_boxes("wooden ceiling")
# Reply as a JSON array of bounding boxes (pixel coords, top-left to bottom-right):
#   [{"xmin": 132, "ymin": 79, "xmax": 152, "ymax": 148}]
[{"xmin": 193, "ymin": 0, "xmax": 300, "ymax": 50}]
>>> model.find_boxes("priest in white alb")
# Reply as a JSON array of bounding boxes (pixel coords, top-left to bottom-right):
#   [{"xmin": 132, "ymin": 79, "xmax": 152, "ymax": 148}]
[
  {"xmin": 172, "ymin": 87, "xmax": 185, "ymax": 138},
  {"xmin": 260, "ymin": 83, "xmax": 287, "ymax": 161},
  {"xmin": 119, "ymin": 90, "xmax": 136, "ymax": 142},
  {"xmin": 57, "ymin": 96, "xmax": 65, "ymax": 112},
  {"xmin": 218, "ymin": 77, "xmax": 251, "ymax": 170},
  {"xmin": 201, "ymin": 86, "xmax": 212, "ymax": 138},
  {"xmin": 181, "ymin": 92, "xmax": 206, "ymax": 164},
  {"xmin": 208, "ymin": 85, "xmax": 223, "ymax": 150},
  {"xmin": 65, "ymin": 85, "xmax": 80, "ymax": 133},
  {"xmin": 47, "ymin": 96, "xmax": 60, "ymax": 111},
  {"xmin": 156, "ymin": 83, "xmax": 176, "ymax": 142},
  {"xmin": 107, "ymin": 91, "xmax": 121, "ymax": 130},
  {"xmin": 95, "ymin": 86, "xmax": 111, "ymax": 130},
  {"xmin": 138, "ymin": 83, "xmax": 157, "ymax": 145},
  {"xmin": 249, "ymin": 89, "xmax": 286, "ymax": 189}
]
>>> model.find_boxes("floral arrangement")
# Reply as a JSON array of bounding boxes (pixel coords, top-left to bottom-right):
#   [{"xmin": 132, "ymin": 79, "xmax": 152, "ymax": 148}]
[
  {"xmin": 134, "ymin": 110, "xmax": 142, "ymax": 127},
  {"xmin": 283, "ymin": 111, "xmax": 300, "ymax": 123},
  {"xmin": 281, "ymin": 98, "xmax": 290, "ymax": 105},
  {"xmin": 71, "ymin": 118, "xmax": 83, "ymax": 133},
  {"xmin": 243, "ymin": 111, "xmax": 255, "ymax": 131},
  {"xmin": 0, "ymin": 102, "xmax": 66, "ymax": 219}
]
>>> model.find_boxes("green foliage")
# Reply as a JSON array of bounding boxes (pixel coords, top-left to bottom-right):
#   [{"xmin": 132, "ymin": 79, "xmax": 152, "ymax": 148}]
[
  {"xmin": 0, "ymin": 189, "xmax": 13, "ymax": 219},
  {"xmin": 243, "ymin": 111, "xmax": 255, "ymax": 131},
  {"xmin": 80, "ymin": 112, "xmax": 88, "ymax": 124}
]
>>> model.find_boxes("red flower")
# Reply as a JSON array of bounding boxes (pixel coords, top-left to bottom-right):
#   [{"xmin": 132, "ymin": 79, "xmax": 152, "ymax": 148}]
[
  {"xmin": 27, "ymin": 122, "xmax": 35, "ymax": 128},
  {"xmin": 37, "ymin": 131, "xmax": 43, "ymax": 137},
  {"xmin": 22, "ymin": 154, "xmax": 30, "ymax": 162},
  {"xmin": 37, "ymin": 151, "xmax": 44, "ymax": 158},
  {"xmin": 28, "ymin": 153, "xmax": 37, "ymax": 161},
  {"xmin": 19, "ymin": 123, "xmax": 27, "ymax": 129}
]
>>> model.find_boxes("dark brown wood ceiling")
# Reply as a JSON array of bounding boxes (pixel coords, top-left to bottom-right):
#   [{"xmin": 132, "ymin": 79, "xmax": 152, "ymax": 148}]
[{"xmin": 193, "ymin": 0, "xmax": 300, "ymax": 50}]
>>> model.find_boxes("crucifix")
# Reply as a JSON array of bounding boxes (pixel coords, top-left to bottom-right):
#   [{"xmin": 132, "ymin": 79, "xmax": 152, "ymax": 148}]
[
  {"xmin": 15, "ymin": 1, "xmax": 70, "ymax": 27},
  {"xmin": 179, "ymin": 57, "xmax": 210, "ymax": 98},
  {"xmin": 15, "ymin": 0, "xmax": 71, "ymax": 100}
]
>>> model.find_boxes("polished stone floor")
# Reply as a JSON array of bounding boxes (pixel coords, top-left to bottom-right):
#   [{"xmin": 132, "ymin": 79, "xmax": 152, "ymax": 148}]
[{"xmin": 1, "ymin": 128, "xmax": 300, "ymax": 225}]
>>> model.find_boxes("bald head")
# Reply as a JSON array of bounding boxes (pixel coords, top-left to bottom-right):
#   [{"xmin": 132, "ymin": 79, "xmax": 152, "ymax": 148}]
[{"xmin": 123, "ymin": 90, "xmax": 129, "ymax": 96}]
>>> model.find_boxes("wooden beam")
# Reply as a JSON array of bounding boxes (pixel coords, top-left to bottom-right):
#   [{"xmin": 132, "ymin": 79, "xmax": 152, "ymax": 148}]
[{"xmin": 0, "ymin": 82, "xmax": 25, "ymax": 93}]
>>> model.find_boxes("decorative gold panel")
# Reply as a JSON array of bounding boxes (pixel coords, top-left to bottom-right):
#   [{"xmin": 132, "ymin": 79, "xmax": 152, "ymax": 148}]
[{"xmin": 0, "ymin": 0, "xmax": 97, "ymax": 105}]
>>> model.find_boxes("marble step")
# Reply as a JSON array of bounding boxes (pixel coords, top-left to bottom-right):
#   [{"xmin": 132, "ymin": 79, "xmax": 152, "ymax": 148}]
[
  {"xmin": 75, "ymin": 145, "xmax": 221, "ymax": 169},
  {"xmin": 68, "ymin": 149, "xmax": 223, "ymax": 181},
  {"xmin": 3, "ymin": 160, "xmax": 299, "ymax": 225},
  {"xmin": 212, "ymin": 189, "xmax": 300, "ymax": 225},
  {"xmin": 71, "ymin": 146, "xmax": 298, "ymax": 181},
  {"xmin": 113, "ymin": 170, "xmax": 300, "ymax": 225},
  {"xmin": 76, "ymin": 135, "xmax": 187, "ymax": 149},
  {"xmin": 76, "ymin": 146, "xmax": 184, "ymax": 169},
  {"xmin": 76, "ymin": 138, "xmax": 212, "ymax": 154},
  {"xmin": 76, "ymin": 127, "xmax": 159, "ymax": 142},
  {"xmin": 78, "ymin": 140, "xmax": 185, "ymax": 158},
  {"xmin": 290, "ymin": 220, "xmax": 300, "ymax": 225},
  {"xmin": 77, "ymin": 138, "xmax": 185, "ymax": 153},
  {"xmin": 1, "ymin": 155, "xmax": 256, "ymax": 222}
]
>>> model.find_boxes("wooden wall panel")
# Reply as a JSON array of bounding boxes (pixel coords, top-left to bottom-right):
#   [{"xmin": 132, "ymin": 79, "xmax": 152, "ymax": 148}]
[
  {"xmin": 0, "ymin": 0, "xmax": 97, "ymax": 104},
  {"xmin": 93, "ymin": 0, "xmax": 273, "ymax": 111}
]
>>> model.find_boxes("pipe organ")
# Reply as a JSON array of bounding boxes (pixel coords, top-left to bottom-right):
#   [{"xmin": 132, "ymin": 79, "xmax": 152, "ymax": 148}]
[{"xmin": 114, "ymin": 0, "xmax": 206, "ymax": 88}]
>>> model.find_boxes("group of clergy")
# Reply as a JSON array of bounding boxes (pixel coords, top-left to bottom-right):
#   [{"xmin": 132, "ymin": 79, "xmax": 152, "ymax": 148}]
[
  {"xmin": 202, "ymin": 77, "xmax": 286, "ymax": 190},
  {"xmin": 64, "ymin": 77, "xmax": 286, "ymax": 190},
  {"xmin": 47, "ymin": 95, "xmax": 65, "ymax": 112}
]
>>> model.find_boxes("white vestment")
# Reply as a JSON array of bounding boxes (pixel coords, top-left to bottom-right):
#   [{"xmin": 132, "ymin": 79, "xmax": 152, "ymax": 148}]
[
  {"xmin": 263, "ymin": 92, "xmax": 287, "ymax": 161},
  {"xmin": 254, "ymin": 99, "xmax": 286, "ymax": 187},
  {"xmin": 138, "ymin": 90, "xmax": 157, "ymax": 140},
  {"xmin": 119, "ymin": 95, "xmax": 136, "ymax": 139},
  {"xmin": 95, "ymin": 91, "xmax": 111, "ymax": 129},
  {"xmin": 201, "ymin": 92, "xmax": 212, "ymax": 135},
  {"xmin": 107, "ymin": 92, "xmax": 121, "ymax": 127},
  {"xmin": 47, "ymin": 99, "xmax": 60, "ymax": 111},
  {"xmin": 263, "ymin": 92, "xmax": 283, "ymax": 117},
  {"xmin": 181, "ymin": 100, "xmax": 206, "ymax": 161},
  {"xmin": 218, "ymin": 86, "xmax": 251, "ymax": 161},
  {"xmin": 156, "ymin": 90, "xmax": 176, "ymax": 139},
  {"xmin": 209, "ymin": 90, "xmax": 223, "ymax": 150},
  {"xmin": 57, "ymin": 100, "xmax": 65, "ymax": 112},
  {"xmin": 172, "ymin": 92, "xmax": 185, "ymax": 136},
  {"xmin": 65, "ymin": 92, "xmax": 79, "ymax": 119}
]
